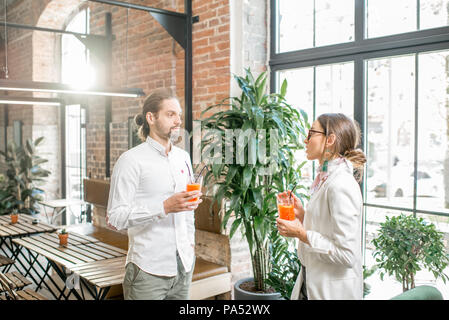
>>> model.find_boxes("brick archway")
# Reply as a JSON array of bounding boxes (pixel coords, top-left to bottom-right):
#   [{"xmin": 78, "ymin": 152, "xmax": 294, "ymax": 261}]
[{"xmin": 32, "ymin": 0, "xmax": 83, "ymax": 83}]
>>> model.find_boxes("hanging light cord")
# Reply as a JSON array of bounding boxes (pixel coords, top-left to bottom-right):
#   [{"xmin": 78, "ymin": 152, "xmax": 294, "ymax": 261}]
[
  {"xmin": 3, "ymin": 0, "xmax": 8, "ymax": 79},
  {"xmin": 125, "ymin": 7, "xmax": 129, "ymax": 87}
]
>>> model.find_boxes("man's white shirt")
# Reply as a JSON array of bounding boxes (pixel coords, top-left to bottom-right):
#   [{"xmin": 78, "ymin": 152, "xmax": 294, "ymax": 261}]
[{"xmin": 106, "ymin": 136, "xmax": 195, "ymax": 276}]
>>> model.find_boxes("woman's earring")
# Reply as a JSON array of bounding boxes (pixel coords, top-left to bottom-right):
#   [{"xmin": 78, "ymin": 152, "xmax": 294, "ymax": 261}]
[{"xmin": 322, "ymin": 149, "xmax": 331, "ymax": 172}]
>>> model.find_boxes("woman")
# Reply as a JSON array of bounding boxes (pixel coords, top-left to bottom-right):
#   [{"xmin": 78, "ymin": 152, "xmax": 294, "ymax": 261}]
[{"xmin": 276, "ymin": 113, "xmax": 366, "ymax": 300}]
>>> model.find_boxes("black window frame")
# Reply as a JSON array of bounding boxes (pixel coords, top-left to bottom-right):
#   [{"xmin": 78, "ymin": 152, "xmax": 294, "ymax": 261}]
[{"xmin": 270, "ymin": 0, "xmax": 449, "ymax": 248}]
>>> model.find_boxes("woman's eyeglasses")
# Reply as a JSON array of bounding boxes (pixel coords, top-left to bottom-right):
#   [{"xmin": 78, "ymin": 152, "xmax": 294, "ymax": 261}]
[{"xmin": 306, "ymin": 129, "xmax": 326, "ymax": 140}]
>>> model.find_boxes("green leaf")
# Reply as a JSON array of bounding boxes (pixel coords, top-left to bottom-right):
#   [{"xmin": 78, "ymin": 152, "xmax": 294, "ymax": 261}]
[
  {"xmin": 230, "ymin": 218, "xmax": 242, "ymax": 238},
  {"xmin": 251, "ymin": 188, "xmax": 263, "ymax": 210},
  {"xmin": 242, "ymin": 167, "xmax": 252, "ymax": 190},
  {"xmin": 280, "ymin": 79, "xmax": 287, "ymax": 99},
  {"xmin": 225, "ymin": 166, "xmax": 239, "ymax": 184},
  {"xmin": 253, "ymin": 215, "xmax": 264, "ymax": 241},
  {"xmin": 243, "ymin": 203, "xmax": 252, "ymax": 219}
]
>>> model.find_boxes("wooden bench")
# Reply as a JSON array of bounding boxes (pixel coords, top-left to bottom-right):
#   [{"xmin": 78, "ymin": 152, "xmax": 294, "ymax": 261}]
[
  {"xmin": 0, "ymin": 272, "xmax": 47, "ymax": 300},
  {"xmin": 0, "ymin": 288, "xmax": 48, "ymax": 300},
  {"xmin": 0, "ymin": 271, "xmax": 32, "ymax": 291},
  {"xmin": 0, "ymin": 254, "xmax": 15, "ymax": 271}
]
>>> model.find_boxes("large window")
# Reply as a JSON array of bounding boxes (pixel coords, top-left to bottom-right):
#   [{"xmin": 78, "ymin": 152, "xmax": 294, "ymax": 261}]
[
  {"xmin": 271, "ymin": 0, "xmax": 449, "ymax": 299},
  {"xmin": 61, "ymin": 8, "xmax": 89, "ymax": 224}
]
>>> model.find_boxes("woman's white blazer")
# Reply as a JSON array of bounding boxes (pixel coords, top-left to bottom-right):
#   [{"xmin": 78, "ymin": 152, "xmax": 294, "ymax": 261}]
[{"xmin": 290, "ymin": 162, "xmax": 363, "ymax": 300}]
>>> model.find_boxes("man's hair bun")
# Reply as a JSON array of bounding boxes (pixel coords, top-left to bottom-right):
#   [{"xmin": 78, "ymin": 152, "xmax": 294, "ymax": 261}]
[{"xmin": 134, "ymin": 113, "xmax": 145, "ymax": 126}]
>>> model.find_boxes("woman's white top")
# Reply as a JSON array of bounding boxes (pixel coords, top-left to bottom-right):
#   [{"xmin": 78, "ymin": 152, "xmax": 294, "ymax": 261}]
[{"xmin": 291, "ymin": 158, "xmax": 363, "ymax": 300}]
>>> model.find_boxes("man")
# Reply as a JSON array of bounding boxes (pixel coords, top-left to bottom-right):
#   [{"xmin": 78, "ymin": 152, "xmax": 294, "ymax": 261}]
[{"xmin": 106, "ymin": 88, "xmax": 201, "ymax": 300}]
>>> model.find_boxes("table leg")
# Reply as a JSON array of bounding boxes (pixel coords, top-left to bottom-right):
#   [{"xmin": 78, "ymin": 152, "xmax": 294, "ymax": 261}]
[
  {"xmin": 78, "ymin": 277, "xmax": 101, "ymax": 300},
  {"xmin": 8, "ymin": 240, "xmax": 37, "ymax": 277},
  {"xmin": 35, "ymin": 263, "xmax": 51, "ymax": 291},
  {"xmin": 13, "ymin": 247, "xmax": 61, "ymax": 300},
  {"xmin": 76, "ymin": 277, "xmax": 111, "ymax": 300},
  {"xmin": 47, "ymin": 261, "xmax": 83, "ymax": 300},
  {"xmin": 98, "ymin": 287, "xmax": 111, "ymax": 300},
  {"xmin": 0, "ymin": 237, "xmax": 11, "ymax": 257}
]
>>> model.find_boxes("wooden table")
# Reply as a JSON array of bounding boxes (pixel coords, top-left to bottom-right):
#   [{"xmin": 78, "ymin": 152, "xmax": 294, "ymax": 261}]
[
  {"xmin": 0, "ymin": 214, "xmax": 56, "ymax": 275},
  {"xmin": 12, "ymin": 230, "xmax": 127, "ymax": 300},
  {"xmin": 66, "ymin": 256, "xmax": 126, "ymax": 300}
]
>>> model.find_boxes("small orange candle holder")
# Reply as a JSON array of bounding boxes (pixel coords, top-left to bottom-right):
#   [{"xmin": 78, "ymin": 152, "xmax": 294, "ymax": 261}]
[
  {"xmin": 10, "ymin": 213, "xmax": 19, "ymax": 224},
  {"xmin": 58, "ymin": 229, "xmax": 69, "ymax": 247}
]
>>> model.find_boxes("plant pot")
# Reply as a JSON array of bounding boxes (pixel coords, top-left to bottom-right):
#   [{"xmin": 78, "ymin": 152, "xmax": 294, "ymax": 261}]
[
  {"xmin": 58, "ymin": 233, "xmax": 69, "ymax": 246},
  {"xmin": 234, "ymin": 277, "xmax": 282, "ymax": 300},
  {"xmin": 10, "ymin": 214, "xmax": 18, "ymax": 224}
]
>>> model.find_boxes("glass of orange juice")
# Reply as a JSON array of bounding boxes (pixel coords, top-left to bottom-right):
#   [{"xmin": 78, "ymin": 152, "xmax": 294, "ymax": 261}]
[
  {"xmin": 187, "ymin": 174, "xmax": 203, "ymax": 202},
  {"xmin": 277, "ymin": 194, "xmax": 295, "ymax": 220}
]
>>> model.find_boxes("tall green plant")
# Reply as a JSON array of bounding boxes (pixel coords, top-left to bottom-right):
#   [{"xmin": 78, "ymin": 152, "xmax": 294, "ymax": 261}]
[
  {"xmin": 267, "ymin": 230, "xmax": 301, "ymax": 299},
  {"xmin": 0, "ymin": 137, "xmax": 51, "ymax": 215},
  {"xmin": 372, "ymin": 213, "xmax": 449, "ymax": 292},
  {"xmin": 200, "ymin": 68, "xmax": 309, "ymax": 292},
  {"xmin": 0, "ymin": 173, "xmax": 14, "ymax": 214}
]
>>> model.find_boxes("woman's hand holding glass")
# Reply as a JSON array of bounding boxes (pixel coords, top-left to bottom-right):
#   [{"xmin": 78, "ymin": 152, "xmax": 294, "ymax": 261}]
[
  {"xmin": 277, "ymin": 191, "xmax": 305, "ymax": 222},
  {"xmin": 276, "ymin": 190, "xmax": 309, "ymax": 244}
]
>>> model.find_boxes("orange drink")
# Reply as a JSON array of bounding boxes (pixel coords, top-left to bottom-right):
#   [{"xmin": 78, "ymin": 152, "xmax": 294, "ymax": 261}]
[
  {"xmin": 278, "ymin": 204, "xmax": 294, "ymax": 220},
  {"xmin": 277, "ymin": 194, "xmax": 295, "ymax": 220},
  {"xmin": 187, "ymin": 183, "xmax": 201, "ymax": 202},
  {"xmin": 187, "ymin": 174, "xmax": 203, "ymax": 202}
]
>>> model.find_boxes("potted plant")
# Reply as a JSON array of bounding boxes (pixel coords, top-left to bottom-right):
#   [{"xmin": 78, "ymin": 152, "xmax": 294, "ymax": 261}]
[
  {"xmin": 266, "ymin": 228, "xmax": 301, "ymax": 299},
  {"xmin": 0, "ymin": 137, "xmax": 50, "ymax": 217},
  {"xmin": 362, "ymin": 265, "xmax": 378, "ymax": 298},
  {"xmin": 200, "ymin": 68, "xmax": 309, "ymax": 299},
  {"xmin": 58, "ymin": 229, "xmax": 69, "ymax": 246},
  {"xmin": 372, "ymin": 213, "xmax": 449, "ymax": 292},
  {"xmin": 10, "ymin": 209, "xmax": 19, "ymax": 224},
  {"xmin": 0, "ymin": 174, "xmax": 14, "ymax": 215}
]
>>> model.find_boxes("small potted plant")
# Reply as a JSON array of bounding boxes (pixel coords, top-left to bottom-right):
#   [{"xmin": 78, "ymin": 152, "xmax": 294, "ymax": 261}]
[
  {"xmin": 58, "ymin": 229, "xmax": 69, "ymax": 247},
  {"xmin": 372, "ymin": 213, "xmax": 449, "ymax": 292},
  {"xmin": 10, "ymin": 209, "xmax": 19, "ymax": 224}
]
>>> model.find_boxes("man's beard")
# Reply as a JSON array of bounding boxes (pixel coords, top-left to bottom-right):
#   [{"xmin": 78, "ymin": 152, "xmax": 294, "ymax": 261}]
[{"xmin": 169, "ymin": 127, "xmax": 182, "ymax": 144}]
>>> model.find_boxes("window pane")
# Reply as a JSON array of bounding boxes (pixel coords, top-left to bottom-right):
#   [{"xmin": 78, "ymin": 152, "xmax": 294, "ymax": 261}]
[
  {"xmin": 278, "ymin": 0, "xmax": 313, "ymax": 53},
  {"xmin": 278, "ymin": 67, "xmax": 314, "ymax": 187},
  {"xmin": 420, "ymin": 0, "xmax": 449, "ymax": 30},
  {"xmin": 316, "ymin": 62, "xmax": 354, "ymax": 117},
  {"xmin": 62, "ymin": 9, "xmax": 94, "ymax": 88},
  {"xmin": 366, "ymin": 0, "xmax": 417, "ymax": 38},
  {"xmin": 365, "ymin": 55, "xmax": 415, "ymax": 209},
  {"xmin": 315, "ymin": 0, "xmax": 354, "ymax": 47},
  {"xmin": 417, "ymin": 50, "xmax": 449, "ymax": 215},
  {"xmin": 277, "ymin": 0, "xmax": 354, "ymax": 53},
  {"xmin": 277, "ymin": 61, "xmax": 354, "ymax": 187}
]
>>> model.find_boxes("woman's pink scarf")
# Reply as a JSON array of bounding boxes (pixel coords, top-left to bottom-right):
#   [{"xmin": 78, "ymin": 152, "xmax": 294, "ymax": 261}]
[{"xmin": 310, "ymin": 157, "xmax": 347, "ymax": 195}]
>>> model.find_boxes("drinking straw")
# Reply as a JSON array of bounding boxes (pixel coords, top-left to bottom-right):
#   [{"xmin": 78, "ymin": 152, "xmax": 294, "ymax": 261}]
[
  {"xmin": 289, "ymin": 183, "xmax": 298, "ymax": 201},
  {"xmin": 185, "ymin": 161, "xmax": 193, "ymax": 181},
  {"xmin": 195, "ymin": 165, "xmax": 209, "ymax": 183}
]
